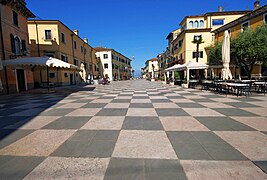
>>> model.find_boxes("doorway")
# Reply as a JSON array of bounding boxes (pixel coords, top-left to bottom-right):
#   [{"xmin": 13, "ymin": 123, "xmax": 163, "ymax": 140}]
[
  {"xmin": 70, "ymin": 73, "xmax": 74, "ymax": 85},
  {"xmin": 16, "ymin": 69, "xmax": 26, "ymax": 92}
]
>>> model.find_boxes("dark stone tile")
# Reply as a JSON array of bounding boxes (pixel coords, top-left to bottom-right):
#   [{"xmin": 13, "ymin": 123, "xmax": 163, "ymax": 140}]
[
  {"xmin": 253, "ymin": 161, "xmax": 267, "ymax": 174},
  {"xmin": 212, "ymin": 108, "xmax": 257, "ymax": 116},
  {"xmin": 196, "ymin": 117, "xmax": 256, "ymax": 131},
  {"xmin": 171, "ymin": 142, "xmax": 212, "ymax": 160},
  {"xmin": 224, "ymin": 102, "xmax": 260, "ymax": 108},
  {"xmin": 51, "ymin": 140, "xmax": 88, "ymax": 157},
  {"xmin": 0, "ymin": 109, "xmax": 25, "ymax": 116},
  {"xmin": 123, "ymin": 117, "xmax": 163, "ymax": 130},
  {"xmin": 68, "ymin": 130, "xmax": 96, "ymax": 141},
  {"xmin": 96, "ymin": 108, "xmax": 127, "ymax": 116},
  {"xmin": 94, "ymin": 130, "xmax": 120, "ymax": 141},
  {"xmin": 72, "ymin": 99, "xmax": 93, "ymax": 103},
  {"xmin": 104, "ymin": 158, "xmax": 144, "ymax": 180},
  {"xmin": 81, "ymin": 103, "xmax": 107, "ymax": 108},
  {"xmin": 132, "ymin": 96, "xmax": 149, "ymax": 99},
  {"xmin": 167, "ymin": 131, "xmax": 194, "ymax": 143},
  {"xmin": 81, "ymin": 140, "xmax": 116, "ymax": 158},
  {"xmin": 0, "ymin": 116, "xmax": 31, "ymax": 129},
  {"xmin": 129, "ymin": 103, "xmax": 153, "ymax": 108},
  {"xmin": 40, "ymin": 109, "xmax": 74, "ymax": 116},
  {"xmin": 191, "ymin": 131, "xmax": 226, "ymax": 144},
  {"xmin": 176, "ymin": 103, "xmax": 206, "ymax": 108},
  {"xmin": 202, "ymin": 143, "xmax": 248, "ymax": 160},
  {"xmin": 0, "ymin": 130, "xmax": 34, "ymax": 148},
  {"xmin": 261, "ymin": 131, "xmax": 267, "ymax": 136},
  {"xmin": 0, "ymin": 156, "xmax": 45, "ymax": 179},
  {"xmin": 98, "ymin": 96, "xmax": 115, "ymax": 99},
  {"xmin": 144, "ymin": 159, "xmax": 187, "ymax": 180},
  {"xmin": 111, "ymin": 99, "xmax": 131, "ymax": 103},
  {"xmin": 151, "ymin": 99, "xmax": 172, "ymax": 103},
  {"xmin": 165, "ymin": 96, "xmax": 184, "ymax": 99},
  {"xmin": 43, "ymin": 117, "xmax": 90, "ymax": 129},
  {"xmin": 155, "ymin": 108, "xmax": 188, "ymax": 116},
  {"xmin": 191, "ymin": 98, "xmax": 215, "ymax": 102}
]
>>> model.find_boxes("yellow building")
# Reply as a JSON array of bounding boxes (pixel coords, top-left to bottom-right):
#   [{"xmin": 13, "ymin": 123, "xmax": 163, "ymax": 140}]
[
  {"xmin": 166, "ymin": 8, "xmax": 250, "ymax": 67},
  {"xmin": 0, "ymin": 0, "xmax": 35, "ymax": 94},
  {"xmin": 211, "ymin": 2, "xmax": 267, "ymax": 79},
  {"xmin": 27, "ymin": 20, "xmax": 99, "ymax": 86}
]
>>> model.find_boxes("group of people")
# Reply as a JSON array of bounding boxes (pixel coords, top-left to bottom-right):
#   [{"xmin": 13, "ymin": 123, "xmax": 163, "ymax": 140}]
[{"xmin": 99, "ymin": 75, "xmax": 110, "ymax": 85}]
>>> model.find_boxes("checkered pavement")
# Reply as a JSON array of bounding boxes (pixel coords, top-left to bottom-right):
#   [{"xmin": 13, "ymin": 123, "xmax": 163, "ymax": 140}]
[{"xmin": 0, "ymin": 79, "xmax": 267, "ymax": 179}]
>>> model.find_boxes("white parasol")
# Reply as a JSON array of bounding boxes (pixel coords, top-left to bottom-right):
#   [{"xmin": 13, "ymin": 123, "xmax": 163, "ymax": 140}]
[{"xmin": 222, "ymin": 30, "xmax": 232, "ymax": 80}]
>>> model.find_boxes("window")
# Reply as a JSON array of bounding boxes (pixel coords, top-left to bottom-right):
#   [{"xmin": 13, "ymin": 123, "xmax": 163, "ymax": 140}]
[
  {"xmin": 112, "ymin": 63, "xmax": 115, "ymax": 69},
  {"xmin": 189, "ymin": 21, "xmax": 193, "ymax": 29},
  {"xmin": 212, "ymin": 34, "xmax": 215, "ymax": 42},
  {"xmin": 84, "ymin": 48, "xmax": 87, "ymax": 55},
  {"xmin": 84, "ymin": 63, "xmax": 88, "ymax": 70},
  {"xmin": 212, "ymin": 19, "xmax": 224, "ymax": 26},
  {"xmin": 192, "ymin": 51, "xmax": 203, "ymax": 58},
  {"xmin": 61, "ymin": 54, "xmax": 68, "ymax": 62},
  {"xmin": 74, "ymin": 59, "xmax": 78, "ymax": 66},
  {"xmin": 21, "ymin": 40, "xmax": 26, "ymax": 55},
  {"xmin": 103, "ymin": 54, "xmax": 108, "ymax": 59},
  {"xmin": 74, "ymin": 41, "xmax": 77, "ymax": 49},
  {"xmin": 94, "ymin": 65, "xmax": 97, "ymax": 71},
  {"xmin": 264, "ymin": 13, "xmax": 267, "ymax": 23},
  {"xmin": 179, "ymin": 53, "xmax": 183, "ymax": 60},
  {"xmin": 90, "ymin": 64, "xmax": 92, "ymax": 71},
  {"xmin": 49, "ymin": 72, "xmax": 55, "ymax": 78},
  {"xmin": 193, "ymin": 52, "xmax": 203, "ymax": 58},
  {"xmin": 194, "ymin": 20, "xmax": 199, "ymax": 28},
  {"xmin": 13, "ymin": 11, "xmax": 18, "ymax": 26},
  {"xmin": 241, "ymin": 21, "xmax": 249, "ymax": 31},
  {"xmin": 14, "ymin": 36, "xmax": 21, "ymax": 55},
  {"xmin": 64, "ymin": 72, "xmax": 68, "ymax": 77},
  {"xmin": 199, "ymin": 20, "xmax": 204, "ymax": 27},
  {"xmin": 61, "ymin": 33, "xmax": 65, "ymax": 43},
  {"xmin": 178, "ymin": 39, "xmax": 183, "ymax": 47},
  {"xmin": 45, "ymin": 30, "xmax": 52, "ymax": 40},
  {"xmin": 104, "ymin": 63, "xmax": 108, "ymax": 69},
  {"xmin": 81, "ymin": 46, "xmax": 83, "ymax": 53}
]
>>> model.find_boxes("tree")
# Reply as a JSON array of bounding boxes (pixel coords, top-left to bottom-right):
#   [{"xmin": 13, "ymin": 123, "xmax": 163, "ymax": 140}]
[
  {"xmin": 207, "ymin": 42, "xmax": 222, "ymax": 65},
  {"xmin": 208, "ymin": 24, "xmax": 267, "ymax": 79},
  {"xmin": 231, "ymin": 24, "xmax": 267, "ymax": 79}
]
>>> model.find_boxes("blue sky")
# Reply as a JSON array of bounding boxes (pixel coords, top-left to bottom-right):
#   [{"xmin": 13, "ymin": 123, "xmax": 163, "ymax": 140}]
[{"xmin": 27, "ymin": 0, "xmax": 267, "ymax": 76}]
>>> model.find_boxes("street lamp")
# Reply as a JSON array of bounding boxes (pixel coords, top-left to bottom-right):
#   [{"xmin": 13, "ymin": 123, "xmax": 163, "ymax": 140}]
[
  {"xmin": 192, "ymin": 35, "xmax": 204, "ymax": 63},
  {"xmin": 132, "ymin": 56, "xmax": 135, "ymax": 78}
]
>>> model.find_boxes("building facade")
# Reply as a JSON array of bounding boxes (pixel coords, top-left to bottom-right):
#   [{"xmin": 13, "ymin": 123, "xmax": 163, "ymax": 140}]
[
  {"xmin": 211, "ymin": 2, "xmax": 267, "ymax": 79},
  {"xmin": 95, "ymin": 47, "xmax": 131, "ymax": 81},
  {"xmin": 166, "ymin": 8, "xmax": 250, "ymax": 68},
  {"xmin": 0, "ymin": 0, "xmax": 35, "ymax": 94},
  {"xmin": 27, "ymin": 20, "xmax": 99, "ymax": 86},
  {"xmin": 144, "ymin": 58, "xmax": 159, "ymax": 80}
]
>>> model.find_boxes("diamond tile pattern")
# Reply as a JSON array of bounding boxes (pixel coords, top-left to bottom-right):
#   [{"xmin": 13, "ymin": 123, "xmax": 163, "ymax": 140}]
[{"xmin": 0, "ymin": 79, "xmax": 267, "ymax": 179}]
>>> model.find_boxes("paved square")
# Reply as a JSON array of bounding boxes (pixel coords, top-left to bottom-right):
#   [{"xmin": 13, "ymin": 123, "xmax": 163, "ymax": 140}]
[{"xmin": 0, "ymin": 79, "xmax": 267, "ymax": 179}]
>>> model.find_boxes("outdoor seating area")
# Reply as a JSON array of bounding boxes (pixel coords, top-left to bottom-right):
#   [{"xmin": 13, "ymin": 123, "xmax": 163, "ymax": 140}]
[{"xmin": 201, "ymin": 79, "xmax": 266, "ymax": 96}]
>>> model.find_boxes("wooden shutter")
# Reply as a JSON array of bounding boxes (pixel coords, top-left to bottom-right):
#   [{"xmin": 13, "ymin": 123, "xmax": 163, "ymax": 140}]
[{"xmin": 10, "ymin": 34, "xmax": 15, "ymax": 53}]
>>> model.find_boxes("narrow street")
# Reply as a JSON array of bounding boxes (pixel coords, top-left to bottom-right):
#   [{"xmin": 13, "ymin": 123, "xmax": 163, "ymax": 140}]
[{"xmin": 0, "ymin": 79, "xmax": 267, "ymax": 179}]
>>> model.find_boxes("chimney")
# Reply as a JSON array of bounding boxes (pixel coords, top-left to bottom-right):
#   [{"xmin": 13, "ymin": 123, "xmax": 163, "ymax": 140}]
[
  {"xmin": 73, "ymin": 30, "xmax": 79, "ymax": 36},
  {"xmin": 254, "ymin": 1, "xmax": 260, "ymax": 10},
  {"xmin": 218, "ymin": 6, "xmax": 223, "ymax": 12},
  {"xmin": 84, "ymin": 38, "xmax": 88, "ymax": 44}
]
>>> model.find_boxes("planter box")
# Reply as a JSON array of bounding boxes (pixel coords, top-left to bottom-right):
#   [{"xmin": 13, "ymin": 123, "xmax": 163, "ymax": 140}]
[
  {"xmin": 182, "ymin": 83, "xmax": 189, "ymax": 88},
  {"xmin": 170, "ymin": 82, "xmax": 175, "ymax": 86}
]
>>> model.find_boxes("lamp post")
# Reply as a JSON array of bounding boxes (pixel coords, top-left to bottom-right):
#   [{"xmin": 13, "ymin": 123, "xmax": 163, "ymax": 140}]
[
  {"xmin": 192, "ymin": 35, "xmax": 204, "ymax": 63},
  {"xmin": 132, "ymin": 56, "xmax": 135, "ymax": 78}
]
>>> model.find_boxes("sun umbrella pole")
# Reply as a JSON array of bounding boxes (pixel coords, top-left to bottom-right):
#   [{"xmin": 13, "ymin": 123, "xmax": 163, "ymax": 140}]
[{"xmin": 47, "ymin": 65, "xmax": 49, "ymax": 92}]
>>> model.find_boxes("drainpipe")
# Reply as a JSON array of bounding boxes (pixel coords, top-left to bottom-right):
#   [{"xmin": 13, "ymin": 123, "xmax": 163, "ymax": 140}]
[
  {"xmin": 71, "ymin": 33, "xmax": 76, "ymax": 84},
  {"xmin": 0, "ymin": 6, "xmax": 9, "ymax": 94}
]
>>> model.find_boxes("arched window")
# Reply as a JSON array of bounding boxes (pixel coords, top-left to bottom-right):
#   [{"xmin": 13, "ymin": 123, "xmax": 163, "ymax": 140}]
[
  {"xmin": 199, "ymin": 20, "xmax": 204, "ymax": 28},
  {"xmin": 14, "ymin": 36, "xmax": 21, "ymax": 55},
  {"xmin": 194, "ymin": 20, "xmax": 199, "ymax": 28},
  {"xmin": 189, "ymin": 21, "xmax": 193, "ymax": 29}
]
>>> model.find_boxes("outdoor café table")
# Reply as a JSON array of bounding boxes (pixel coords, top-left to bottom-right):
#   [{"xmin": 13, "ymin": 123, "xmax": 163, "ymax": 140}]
[
  {"xmin": 202, "ymin": 80, "xmax": 213, "ymax": 90},
  {"xmin": 254, "ymin": 81, "xmax": 266, "ymax": 95},
  {"xmin": 225, "ymin": 83, "xmax": 250, "ymax": 97}
]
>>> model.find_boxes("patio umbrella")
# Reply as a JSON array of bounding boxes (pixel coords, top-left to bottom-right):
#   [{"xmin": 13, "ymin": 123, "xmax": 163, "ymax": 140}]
[{"xmin": 222, "ymin": 30, "xmax": 232, "ymax": 80}]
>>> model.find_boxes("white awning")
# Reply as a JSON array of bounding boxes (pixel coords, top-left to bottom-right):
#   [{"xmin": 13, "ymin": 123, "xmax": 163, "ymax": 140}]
[
  {"xmin": 164, "ymin": 64, "xmax": 183, "ymax": 71},
  {"xmin": 2, "ymin": 56, "xmax": 80, "ymax": 70}
]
